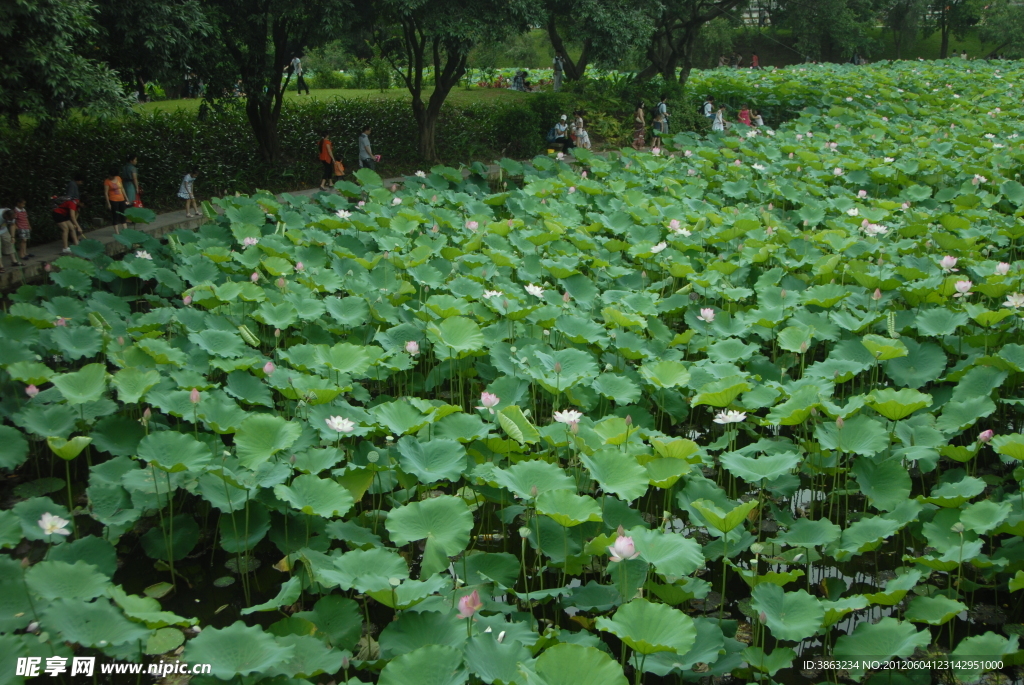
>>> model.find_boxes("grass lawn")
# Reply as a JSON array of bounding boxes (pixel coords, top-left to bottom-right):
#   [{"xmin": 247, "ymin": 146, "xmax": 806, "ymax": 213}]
[{"xmin": 136, "ymin": 86, "xmax": 531, "ymax": 115}]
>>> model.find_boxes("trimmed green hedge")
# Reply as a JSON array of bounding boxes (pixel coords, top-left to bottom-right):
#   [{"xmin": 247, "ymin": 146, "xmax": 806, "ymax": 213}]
[{"xmin": 0, "ymin": 93, "xmax": 572, "ymax": 244}]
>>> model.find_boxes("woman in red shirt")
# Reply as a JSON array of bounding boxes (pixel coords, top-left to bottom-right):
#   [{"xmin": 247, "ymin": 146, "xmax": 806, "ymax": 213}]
[
  {"xmin": 738, "ymin": 105, "xmax": 752, "ymax": 126},
  {"xmin": 53, "ymin": 196, "xmax": 84, "ymax": 255},
  {"xmin": 104, "ymin": 168, "xmax": 128, "ymax": 235}
]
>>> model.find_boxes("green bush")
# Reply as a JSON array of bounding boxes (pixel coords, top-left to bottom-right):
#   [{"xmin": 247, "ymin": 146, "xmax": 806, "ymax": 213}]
[{"xmin": 301, "ymin": 71, "xmax": 350, "ymax": 90}]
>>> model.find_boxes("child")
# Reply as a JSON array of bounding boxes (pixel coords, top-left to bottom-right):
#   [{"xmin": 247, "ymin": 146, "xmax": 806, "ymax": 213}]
[
  {"xmin": 651, "ymin": 110, "xmax": 665, "ymax": 149},
  {"xmin": 104, "ymin": 169, "xmax": 128, "ymax": 235},
  {"xmin": 752, "ymin": 109, "xmax": 764, "ymax": 127},
  {"xmin": 0, "ymin": 208, "xmax": 24, "ymax": 272},
  {"xmin": 179, "ymin": 168, "xmax": 199, "ymax": 217},
  {"xmin": 13, "ymin": 199, "xmax": 35, "ymax": 260}
]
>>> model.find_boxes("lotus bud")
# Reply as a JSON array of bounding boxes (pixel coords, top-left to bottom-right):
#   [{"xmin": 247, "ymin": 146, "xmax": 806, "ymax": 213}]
[
  {"xmin": 563, "ymin": 292, "xmax": 571, "ymax": 303},
  {"xmin": 519, "ymin": 526, "xmax": 532, "ymax": 538},
  {"xmin": 277, "ymin": 278, "xmax": 286, "ymax": 288},
  {"xmin": 951, "ymin": 522, "xmax": 965, "ymax": 534},
  {"xmin": 978, "ymin": 429, "xmax": 994, "ymax": 443},
  {"xmin": 264, "ymin": 361, "xmax": 276, "ymax": 375},
  {"xmin": 143, "ymin": 408, "xmax": 151, "ymax": 421},
  {"xmin": 190, "ymin": 388, "xmax": 201, "ymax": 404},
  {"xmin": 568, "ymin": 186, "xmax": 576, "ymax": 193},
  {"xmin": 530, "ymin": 485, "xmax": 538, "ymax": 498},
  {"xmin": 759, "ymin": 611, "xmax": 767, "ymax": 624},
  {"xmin": 543, "ymin": 329, "xmax": 550, "ymax": 336},
  {"xmin": 799, "ymin": 341, "xmax": 808, "ymax": 353},
  {"xmin": 25, "ymin": 385, "xmax": 39, "ymax": 398},
  {"xmin": 570, "ymin": 422, "xmax": 579, "ymax": 435},
  {"xmin": 289, "ymin": 454, "xmax": 296, "ymax": 464},
  {"xmin": 20, "ymin": 557, "xmax": 30, "ymax": 568},
  {"xmin": 836, "ymin": 416, "xmax": 844, "ymax": 429},
  {"xmin": 117, "ymin": 336, "xmax": 125, "ymax": 346},
  {"xmin": 780, "ymin": 289, "xmax": 787, "ymax": 298},
  {"xmin": 26, "ymin": 621, "xmax": 39, "ymax": 633},
  {"xmin": 872, "ymin": 288, "xmax": 882, "ymax": 301},
  {"xmin": 274, "ymin": 328, "xmax": 281, "ymax": 338},
  {"xmin": 295, "ymin": 262, "xmax": 304, "ymax": 271},
  {"xmin": 391, "ymin": 184, "xmax": 398, "ymax": 192},
  {"xmin": 44, "ymin": 262, "xmax": 52, "ymax": 272},
  {"xmin": 605, "ymin": 363, "xmax": 613, "ymax": 371},
  {"xmin": 431, "ymin": 195, "xmax": 437, "ymax": 203},
  {"xmin": 625, "ymin": 415, "xmax": 632, "ymax": 426},
  {"xmin": 250, "ymin": 272, "xmax": 259, "ymax": 283},
  {"xmin": 183, "ymin": 295, "xmax": 192, "ymax": 305},
  {"xmin": 641, "ymin": 270, "xmax": 647, "ymax": 279}
]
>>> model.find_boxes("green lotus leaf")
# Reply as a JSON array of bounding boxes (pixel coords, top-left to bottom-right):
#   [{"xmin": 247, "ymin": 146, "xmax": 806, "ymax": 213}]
[
  {"xmin": 596, "ymin": 598, "xmax": 697, "ymax": 655},
  {"xmin": 294, "ymin": 595, "xmax": 361, "ymax": 650},
  {"xmin": 273, "ymin": 474, "xmax": 354, "ymax": 518},
  {"xmin": 49, "ymin": 325, "xmax": 104, "ymax": 360},
  {"xmin": 815, "ymin": 414, "xmax": 889, "ymax": 456},
  {"xmin": 831, "ymin": 515, "xmax": 901, "ymax": 559},
  {"xmin": 183, "ymin": 620, "xmax": 294, "ymax": 680},
  {"xmin": 861, "ymin": 334, "xmax": 908, "ymax": 360},
  {"xmin": 491, "ymin": 460, "xmax": 575, "ymax": 500},
  {"xmin": 915, "ymin": 308, "xmax": 968, "ymax": 336},
  {"xmin": 26, "ymin": 560, "xmax": 108, "ymax": 600},
  {"xmin": 136, "ymin": 431, "xmax": 212, "ymax": 472},
  {"xmin": 379, "ymin": 644, "xmax": 468, "ymax": 685},
  {"xmin": 386, "ymin": 495, "xmax": 473, "ymax": 560},
  {"xmin": 692, "ymin": 376, "xmax": 751, "ymax": 408},
  {"xmin": 527, "ymin": 643, "xmax": 626, "ymax": 685},
  {"xmin": 321, "ymin": 547, "xmax": 409, "ymax": 593},
  {"xmin": 751, "ymin": 584, "xmax": 823, "ymax": 642},
  {"xmin": 743, "ymin": 645, "xmax": 796, "ymax": 676},
  {"xmin": 833, "ymin": 617, "xmax": 930, "ymax": 671},
  {"xmin": 234, "ymin": 413, "xmax": 302, "ymax": 469},
  {"xmin": 367, "ymin": 575, "xmax": 452, "ymax": 610},
  {"xmin": 141, "ymin": 514, "xmax": 200, "ymax": 561},
  {"xmin": 581, "ymin": 449, "xmax": 649, "ymax": 502},
  {"xmin": 40, "ymin": 597, "xmax": 150, "ymax": 648},
  {"xmin": 720, "ymin": 450, "xmax": 799, "ymax": 484},
  {"xmin": 639, "ymin": 360, "xmax": 690, "ymax": 389},
  {"xmin": 535, "ymin": 490, "xmax": 602, "ymax": 527},
  {"xmin": 111, "ymin": 367, "xmax": 162, "ymax": 404},
  {"xmin": 868, "ymin": 388, "xmax": 932, "ymax": 421},
  {"xmin": 379, "ymin": 609, "xmax": 467, "ymax": 659},
  {"xmin": 395, "ymin": 436, "xmax": 469, "ymax": 484},
  {"xmin": 772, "ymin": 518, "xmax": 842, "ymax": 548},
  {"xmin": 959, "ymin": 499, "xmax": 1011, "ymax": 535},
  {"xmin": 628, "ymin": 527, "xmax": 704, "ymax": 581},
  {"xmin": 5, "ymin": 361, "xmax": 55, "ymax": 385},
  {"xmin": 464, "ymin": 634, "xmax": 533, "ymax": 685},
  {"xmin": 905, "ymin": 595, "xmax": 967, "ymax": 625},
  {"xmin": 46, "ymin": 435, "xmax": 92, "ymax": 461},
  {"xmin": 851, "ymin": 456, "xmax": 912, "ymax": 512},
  {"xmin": 497, "ymin": 405, "xmax": 540, "ymax": 445},
  {"xmin": 426, "ymin": 316, "xmax": 484, "ymax": 356},
  {"xmin": 691, "ymin": 498, "xmax": 756, "ymax": 536},
  {"xmin": 992, "ymin": 433, "xmax": 1024, "ymax": 460},
  {"xmin": 241, "ymin": 576, "xmax": 302, "ymax": 615},
  {"xmin": 50, "ymin": 363, "xmax": 107, "ymax": 405},
  {"xmin": 145, "ymin": 627, "xmax": 185, "ymax": 655},
  {"xmin": 919, "ymin": 475, "xmax": 985, "ymax": 507}
]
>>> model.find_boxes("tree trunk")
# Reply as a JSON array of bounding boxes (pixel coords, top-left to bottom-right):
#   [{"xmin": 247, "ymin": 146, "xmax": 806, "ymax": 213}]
[
  {"xmin": 546, "ymin": 18, "xmax": 590, "ymax": 80},
  {"xmin": 940, "ymin": 27, "xmax": 949, "ymax": 58},
  {"xmin": 417, "ymin": 112, "xmax": 438, "ymax": 162},
  {"xmin": 246, "ymin": 97, "xmax": 281, "ymax": 162}
]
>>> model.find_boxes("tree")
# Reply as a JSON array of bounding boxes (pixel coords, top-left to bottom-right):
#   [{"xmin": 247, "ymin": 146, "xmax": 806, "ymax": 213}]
[
  {"xmin": 770, "ymin": 0, "xmax": 881, "ymax": 62},
  {"xmin": 94, "ymin": 0, "xmax": 213, "ymax": 100},
  {"xmin": 0, "ymin": 0, "xmax": 127, "ymax": 127},
  {"xmin": 369, "ymin": 0, "xmax": 535, "ymax": 162},
  {"xmin": 543, "ymin": 0, "xmax": 656, "ymax": 81},
  {"xmin": 927, "ymin": 0, "xmax": 982, "ymax": 58},
  {"xmin": 977, "ymin": 0, "xmax": 1024, "ymax": 58},
  {"xmin": 883, "ymin": 0, "xmax": 927, "ymax": 59},
  {"xmin": 193, "ymin": 0, "xmax": 348, "ymax": 162},
  {"xmin": 638, "ymin": 0, "xmax": 748, "ymax": 84}
]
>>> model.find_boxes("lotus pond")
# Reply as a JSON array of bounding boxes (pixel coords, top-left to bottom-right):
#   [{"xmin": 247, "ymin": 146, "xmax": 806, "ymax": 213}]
[{"xmin": 4, "ymin": 60, "xmax": 1024, "ymax": 685}]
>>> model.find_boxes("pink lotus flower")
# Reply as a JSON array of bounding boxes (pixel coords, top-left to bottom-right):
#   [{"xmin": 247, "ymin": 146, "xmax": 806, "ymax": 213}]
[
  {"xmin": 457, "ymin": 590, "xmax": 483, "ymax": 619},
  {"xmin": 183, "ymin": 295, "xmax": 192, "ymax": 305},
  {"xmin": 684, "ymin": 150, "xmax": 693, "ymax": 158},
  {"xmin": 608, "ymin": 535, "xmax": 639, "ymax": 563},
  {"xmin": 582, "ymin": 170, "xmax": 588, "ymax": 178},
  {"xmin": 263, "ymin": 361, "xmax": 275, "ymax": 375},
  {"xmin": 295, "ymin": 262, "xmax": 304, "ymax": 272},
  {"xmin": 953, "ymin": 280, "xmax": 973, "ymax": 298},
  {"xmin": 833, "ymin": 167, "xmax": 843, "ymax": 176},
  {"xmin": 465, "ymin": 220, "xmax": 478, "ymax": 231},
  {"xmin": 243, "ymin": 237, "xmax": 259, "ymax": 247},
  {"xmin": 697, "ymin": 308, "xmax": 715, "ymax": 323},
  {"xmin": 54, "ymin": 317, "xmax": 69, "ymax": 327},
  {"xmin": 858, "ymin": 190, "xmax": 867, "ymax": 198},
  {"xmin": 972, "ymin": 174, "xmax": 987, "ymax": 185},
  {"xmin": 568, "ymin": 186, "xmax": 576, "ymax": 193},
  {"xmin": 669, "ymin": 219, "xmax": 681, "ymax": 230},
  {"xmin": 25, "ymin": 385, "xmax": 39, "ymax": 398},
  {"xmin": 477, "ymin": 392, "xmax": 500, "ymax": 413},
  {"xmin": 651, "ymin": 147, "xmax": 661, "ymax": 156},
  {"xmin": 357, "ymin": 200, "xmax": 366, "ymax": 207},
  {"xmin": 405, "ymin": 340, "xmax": 420, "ymax": 355},
  {"xmin": 190, "ymin": 388, "xmax": 201, "ymax": 404},
  {"xmin": 996, "ymin": 262, "xmax": 1010, "ymax": 276},
  {"xmin": 250, "ymin": 272, "xmax": 259, "ymax": 283},
  {"xmin": 940, "ymin": 256, "xmax": 958, "ymax": 272},
  {"xmin": 978, "ymin": 429, "xmax": 994, "ymax": 443}
]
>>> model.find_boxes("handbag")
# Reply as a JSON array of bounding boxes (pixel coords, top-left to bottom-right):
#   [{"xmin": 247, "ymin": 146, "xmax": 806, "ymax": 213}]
[
  {"xmin": 132, "ymin": 191, "xmax": 144, "ymax": 209},
  {"xmin": 333, "ymin": 160, "xmax": 345, "ymax": 177}
]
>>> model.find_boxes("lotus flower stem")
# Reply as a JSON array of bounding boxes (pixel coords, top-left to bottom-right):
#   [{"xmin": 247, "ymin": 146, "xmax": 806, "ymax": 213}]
[
  {"xmin": 167, "ymin": 469, "xmax": 177, "ymax": 589},
  {"xmin": 64, "ymin": 459, "xmax": 78, "ymax": 538}
]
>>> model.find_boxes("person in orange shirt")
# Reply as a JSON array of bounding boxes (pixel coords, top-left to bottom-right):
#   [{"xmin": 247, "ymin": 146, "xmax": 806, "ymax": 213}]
[{"xmin": 104, "ymin": 168, "xmax": 128, "ymax": 235}]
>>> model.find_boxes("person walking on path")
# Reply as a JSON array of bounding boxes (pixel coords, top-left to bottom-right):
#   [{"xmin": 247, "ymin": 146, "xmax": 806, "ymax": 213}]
[
  {"xmin": 0, "ymin": 208, "xmax": 24, "ymax": 273},
  {"xmin": 178, "ymin": 168, "xmax": 200, "ymax": 217},
  {"xmin": 104, "ymin": 169, "xmax": 128, "ymax": 235},
  {"xmin": 751, "ymin": 53, "xmax": 761, "ymax": 69},
  {"xmin": 122, "ymin": 154, "xmax": 140, "ymax": 206},
  {"xmin": 358, "ymin": 125, "xmax": 377, "ymax": 170},
  {"xmin": 552, "ymin": 53, "xmax": 565, "ymax": 92},
  {"xmin": 287, "ymin": 55, "xmax": 310, "ymax": 95},
  {"xmin": 52, "ymin": 195, "xmax": 84, "ymax": 254},
  {"xmin": 13, "ymin": 199, "xmax": 35, "ymax": 261},
  {"xmin": 631, "ymin": 101, "xmax": 646, "ymax": 150},
  {"xmin": 318, "ymin": 132, "xmax": 336, "ymax": 190}
]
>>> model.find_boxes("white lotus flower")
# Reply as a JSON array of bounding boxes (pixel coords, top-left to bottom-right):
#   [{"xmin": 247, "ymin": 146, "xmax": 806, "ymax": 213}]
[
  {"xmin": 746, "ymin": 130, "xmax": 758, "ymax": 138},
  {"xmin": 697, "ymin": 308, "xmax": 715, "ymax": 323},
  {"xmin": 995, "ymin": 262, "xmax": 1010, "ymax": 276},
  {"xmin": 135, "ymin": 250, "xmax": 152, "ymax": 260},
  {"xmin": 884, "ymin": 157, "xmax": 895, "ymax": 163},
  {"xmin": 525, "ymin": 284, "xmax": 544, "ymax": 298},
  {"xmin": 862, "ymin": 223, "xmax": 888, "ymax": 237},
  {"xmin": 553, "ymin": 409, "xmax": 584, "ymax": 425},
  {"xmin": 751, "ymin": 163, "xmax": 765, "ymax": 171},
  {"xmin": 483, "ymin": 290, "xmax": 503, "ymax": 299},
  {"xmin": 336, "ymin": 210, "xmax": 352, "ymax": 219},
  {"xmin": 1004, "ymin": 293, "xmax": 1024, "ymax": 309},
  {"xmin": 650, "ymin": 242, "xmax": 667, "ymax": 254},
  {"xmin": 38, "ymin": 513, "xmax": 71, "ymax": 537},
  {"xmin": 326, "ymin": 416, "xmax": 355, "ymax": 433},
  {"xmin": 414, "ymin": 170, "xmax": 427, "ymax": 177},
  {"xmin": 713, "ymin": 410, "xmax": 747, "ymax": 425},
  {"xmin": 846, "ymin": 208, "xmax": 859, "ymax": 216}
]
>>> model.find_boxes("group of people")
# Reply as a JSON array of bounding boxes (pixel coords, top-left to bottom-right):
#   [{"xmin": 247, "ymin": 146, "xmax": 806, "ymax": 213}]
[
  {"xmin": 702, "ymin": 95, "xmax": 764, "ymax": 133},
  {"xmin": 547, "ymin": 111, "xmax": 591, "ymax": 153},
  {"xmin": 317, "ymin": 126, "xmax": 380, "ymax": 190},
  {"xmin": 630, "ymin": 95, "xmax": 670, "ymax": 150},
  {"xmin": 719, "ymin": 52, "xmax": 762, "ymax": 69}
]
